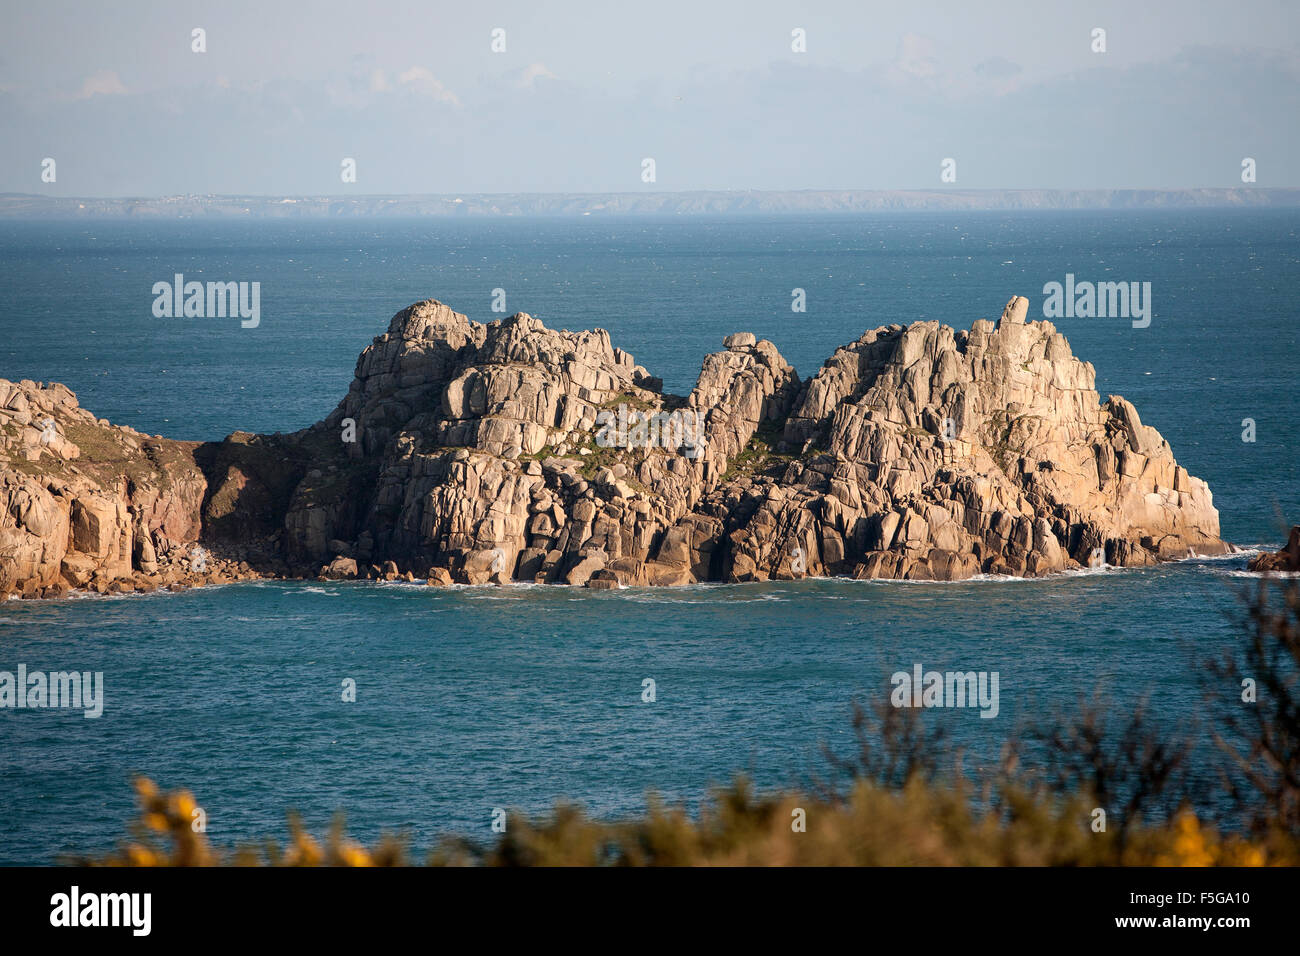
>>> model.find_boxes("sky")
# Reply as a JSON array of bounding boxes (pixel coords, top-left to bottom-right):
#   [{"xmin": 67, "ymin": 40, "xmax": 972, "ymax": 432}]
[{"xmin": 1, "ymin": 0, "xmax": 1298, "ymax": 195}]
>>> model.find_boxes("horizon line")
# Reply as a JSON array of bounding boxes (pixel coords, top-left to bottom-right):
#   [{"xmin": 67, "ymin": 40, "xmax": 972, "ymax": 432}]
[{"xmin": 3, "ymin": 186, "xmax": 1298, "ymax": 218}]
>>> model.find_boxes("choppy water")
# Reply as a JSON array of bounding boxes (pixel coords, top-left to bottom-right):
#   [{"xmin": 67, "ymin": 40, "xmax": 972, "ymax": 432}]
[{"xmin": 1, "ymin": 212, "xmax": 1297, "ymax": 863}]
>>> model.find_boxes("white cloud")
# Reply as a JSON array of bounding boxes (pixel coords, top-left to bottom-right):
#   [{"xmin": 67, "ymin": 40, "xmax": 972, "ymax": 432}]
[
  {"xmin": 895, "ymin": 34, "xmax": 938, "ymax": 79},
  {"xmin": 518, "ymin": 62, "xmax": 558, "ymax": 89},
  {"xmin": 396, "ymin": 66, "xmax": 459, "ymax": 105},
  {"xmin": 76, "ymin": 69, "xmax": 127, "ymax": 99}
]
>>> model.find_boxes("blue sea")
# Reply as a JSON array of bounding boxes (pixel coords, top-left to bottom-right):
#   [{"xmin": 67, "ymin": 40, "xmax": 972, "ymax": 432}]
[{"xmin": 1, "ymin": 211, "xmax": 1297, "ymax": 863}]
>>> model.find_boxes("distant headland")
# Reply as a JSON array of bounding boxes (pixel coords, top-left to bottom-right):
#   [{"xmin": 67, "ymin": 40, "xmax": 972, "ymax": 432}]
[{"xmin": 2, "ymin": 188, "xmax": 1299, "ymax": 219}]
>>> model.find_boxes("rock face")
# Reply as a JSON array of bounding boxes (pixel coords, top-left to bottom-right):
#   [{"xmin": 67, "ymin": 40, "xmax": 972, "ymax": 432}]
[
  {"xmin": 0, "ymin": 380, "xmax": 245, "ymax": 598},
  {"xmin": 1247, "ymin": 527, "xmax": 1300, "ymax": 573},
  {"xmin": 1, "ymin": 296, "xmax": 1232, "ymax": 597}
]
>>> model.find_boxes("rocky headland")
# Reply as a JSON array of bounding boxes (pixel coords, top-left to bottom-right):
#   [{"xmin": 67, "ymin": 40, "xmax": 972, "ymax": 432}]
[{"xmin": 1, "ymin": 295, "xmax": 1233, "ymax": 599}]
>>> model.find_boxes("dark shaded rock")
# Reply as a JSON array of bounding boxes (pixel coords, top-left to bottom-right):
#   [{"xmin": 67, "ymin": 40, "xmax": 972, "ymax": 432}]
[{"xmin": 1247, "ymin": 527, "xmax": 1300, "ymax": 573}]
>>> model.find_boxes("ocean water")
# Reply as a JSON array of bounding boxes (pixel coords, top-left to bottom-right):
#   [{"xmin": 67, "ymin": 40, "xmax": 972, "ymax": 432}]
[{"xmin": 0, "ymin": 212, "xmax": 1297, "ymax": 863}]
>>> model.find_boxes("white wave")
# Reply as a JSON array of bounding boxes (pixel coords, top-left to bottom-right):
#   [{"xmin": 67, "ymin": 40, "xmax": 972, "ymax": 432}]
[
  {"xmin": 619, "ymin": 590, "xmax": 789, "ymax": 605},
  {"xmin": 1183, "ymin": 546, "xmax": 1264, "ymax": 561},
  {"xmin": 1219, "ymin": 568, "xmax": 1300, "ymax": 580},
  {"xmin": 1218, "ymin": 545, "xmax": 1272, "ymax": 558}
]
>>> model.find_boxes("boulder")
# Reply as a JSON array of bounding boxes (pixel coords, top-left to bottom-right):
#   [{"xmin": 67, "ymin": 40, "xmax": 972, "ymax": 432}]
[
  {"xmin": 1247, "ymin": 526, "xmax": 1300, "ymax": 573},
  {"xmin": 321, "ymin": 556, "xmax": 359, "ymax": 580}
]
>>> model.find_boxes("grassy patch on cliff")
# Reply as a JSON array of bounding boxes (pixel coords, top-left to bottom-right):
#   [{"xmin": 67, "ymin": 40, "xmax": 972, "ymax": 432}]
[
  {"xmin": 45, "ymin": 422, "xmax": 201, "ymax": 490},
  {"xmin": 597, "ymin": 391, "xmax": 657, "ymax": 412},
  {"xmin": 722, "ymin": 419, "xmax": 816, "ymax": 480}
]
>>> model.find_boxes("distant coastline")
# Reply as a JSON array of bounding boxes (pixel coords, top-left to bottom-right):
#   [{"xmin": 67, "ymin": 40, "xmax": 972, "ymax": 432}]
[{"xmin": 3, "ymin": 188, "xmax": 1299, "ymax": 219}]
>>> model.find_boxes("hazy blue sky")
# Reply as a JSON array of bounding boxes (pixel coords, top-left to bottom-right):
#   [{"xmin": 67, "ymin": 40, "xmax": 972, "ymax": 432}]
[{"xmin": 2, "ymin": 0, "xmax": 1298, "ymax": 195}]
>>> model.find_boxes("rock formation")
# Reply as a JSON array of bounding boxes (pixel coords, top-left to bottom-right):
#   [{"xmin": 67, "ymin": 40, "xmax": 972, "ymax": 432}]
[
  {"xmin": 1246, "ymin": 527, "xmax": 1300, "ymax": 573},
  {"xmin": 0, "ymin": 380, "xmax": 255, "ymax": 597},
  {"xmin": 1, "ymin": 295, "xmax": 1233, "ymax": 598}
]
